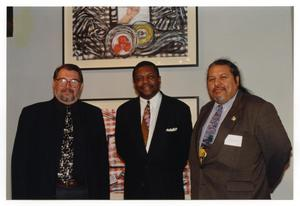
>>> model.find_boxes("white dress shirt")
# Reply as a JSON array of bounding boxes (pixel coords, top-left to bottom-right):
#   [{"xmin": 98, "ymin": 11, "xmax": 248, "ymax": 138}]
[{"xmin": 140, "ymin": 92, "xmax": 162, "ymax": 152}]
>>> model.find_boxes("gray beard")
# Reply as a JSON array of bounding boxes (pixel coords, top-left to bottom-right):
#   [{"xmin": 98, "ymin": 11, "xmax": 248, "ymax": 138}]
[
  {"xmin": 59, "ymin": 94, "xmax": 75, "ymax": 103},
  {"xmin": 55, "ymin": 89, "xmax": 77, "ymax": 105}
]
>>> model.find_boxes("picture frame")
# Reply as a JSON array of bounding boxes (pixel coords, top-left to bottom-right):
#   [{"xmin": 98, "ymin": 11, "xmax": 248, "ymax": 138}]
[
  {"xmin": 7, "ymin": 7, "xmax": 13, "ymax": 37},
  {"xmin": 82, "ymin": 96, "xmax": 199, "ymax": 199},
  {"xmin": 63, "ymin": 7, "xmax": 198, "ymax": 70}
]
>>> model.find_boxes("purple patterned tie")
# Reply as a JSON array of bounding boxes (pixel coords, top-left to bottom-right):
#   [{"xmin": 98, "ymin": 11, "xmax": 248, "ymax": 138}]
[
  {"xmin": 141, "ymin": 101, "xmax": 150, "ymax": 146},
  {"xmin": 201, "ymin": 104, "xmax": 223, "ymax": 147}
]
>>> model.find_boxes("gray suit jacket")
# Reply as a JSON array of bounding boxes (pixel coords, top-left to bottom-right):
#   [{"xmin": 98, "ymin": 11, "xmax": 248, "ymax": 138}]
[{"xmin": 189, "ymin": 91, "xmax": 291, "ymax": 199}]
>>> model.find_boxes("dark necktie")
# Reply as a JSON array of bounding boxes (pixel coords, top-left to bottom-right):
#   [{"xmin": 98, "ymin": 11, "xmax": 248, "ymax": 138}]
[
  {"xmin": 141, "ymin": 101, "xmax": 150, "ymax": 146},
  {"xmin": 57, "ymin": 107, "xmax": 75, "ymax": 184},
  {"xmin": 201, "ymin": 104, "xmax": 223, "ymax": 147}
]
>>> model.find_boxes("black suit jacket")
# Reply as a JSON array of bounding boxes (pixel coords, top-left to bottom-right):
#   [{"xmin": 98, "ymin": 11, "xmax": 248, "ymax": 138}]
[
  {"xmin": 11, "ymin": 98, "xmax": 110, "ymax": 199},
  {"xmin": 189, "ymin": 91, "xmax": 292, "ymax": 199},
  {"xmin": 115, "ymin": 93, "xmax": 192, "ymax": 199}
]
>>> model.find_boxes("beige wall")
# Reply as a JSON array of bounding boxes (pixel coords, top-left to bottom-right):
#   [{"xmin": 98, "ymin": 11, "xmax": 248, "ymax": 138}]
[{"xmin": 7, "ymin": 7, "xmax": 293, "ymax": 199}]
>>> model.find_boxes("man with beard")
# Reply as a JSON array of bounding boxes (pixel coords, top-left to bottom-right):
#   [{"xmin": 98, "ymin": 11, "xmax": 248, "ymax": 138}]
[
  {"xmin": 115, "ymin": 61, "xmax": 192, "ymax": 199},
  {"xmin": 11, "ymin": 64, "xmax": 109, "ymax": 199},
  {"xmin": 189, "ymin": 59, "xmax": 291, "ymax": 199}
]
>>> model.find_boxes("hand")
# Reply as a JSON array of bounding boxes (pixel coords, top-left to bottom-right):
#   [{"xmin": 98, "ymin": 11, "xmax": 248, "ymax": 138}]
[{"xmin": 119, "ymin": 7, "xmax": 140, "ymax": 24}]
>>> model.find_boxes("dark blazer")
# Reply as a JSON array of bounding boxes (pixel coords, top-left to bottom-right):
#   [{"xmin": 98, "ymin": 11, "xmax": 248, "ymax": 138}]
[
  {"xmin": 11, "ymin": 98, "xmax": 110, "ymax": 199},
  {"xmin": 189, "ymin": 91, "xmax": 292, "ymax": 199},
  {"xmin": 115, "ymin": 93, "xmax": 192, "ymax": 199}
]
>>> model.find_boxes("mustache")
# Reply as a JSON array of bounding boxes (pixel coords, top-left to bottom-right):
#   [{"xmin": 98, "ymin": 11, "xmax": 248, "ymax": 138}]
[
  {"xmin": 142, "ymin": 84, "xmax": 152, "ymax": 88},
  {"xmin": 61, "ymin": 88, "xmax": 74, "ymax": 93},
  {"xmin": 213, "ymin": 87, "xmax": 225, "ymax": 92}
]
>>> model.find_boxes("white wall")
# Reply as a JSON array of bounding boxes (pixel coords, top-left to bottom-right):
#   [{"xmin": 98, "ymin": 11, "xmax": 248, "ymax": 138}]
[{"xmin": 6, "ymin": 7, "xmax": 293, "ymax": 199}]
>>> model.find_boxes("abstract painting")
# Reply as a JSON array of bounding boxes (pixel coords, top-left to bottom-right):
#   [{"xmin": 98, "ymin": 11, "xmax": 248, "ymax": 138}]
[{"xmin": 64, "ymin": 7, "xmax": 198, "ymax": 69}]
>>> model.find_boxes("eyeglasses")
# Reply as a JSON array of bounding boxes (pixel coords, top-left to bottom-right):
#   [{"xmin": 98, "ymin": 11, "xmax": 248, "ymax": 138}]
[{"xmin": 55, "ymin": 78, "xmax": 81, "ymax": 88}]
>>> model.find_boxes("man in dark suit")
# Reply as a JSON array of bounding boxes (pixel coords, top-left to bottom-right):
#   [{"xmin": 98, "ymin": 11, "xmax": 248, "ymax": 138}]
[
  {"xmin": 11, "ymin": 64, "xmax": 109, "ymax": 199},
  {"xmin": 115, "ymin": 61, "xmax": 192, "ymax": 199},
  {"xmin": 189, "ymin": 59, "xmax": 292, "ymax": 199}
]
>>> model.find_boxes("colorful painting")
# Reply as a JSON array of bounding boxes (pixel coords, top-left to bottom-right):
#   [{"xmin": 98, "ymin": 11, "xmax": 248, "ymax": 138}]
[{"xmin": 64, "ymin": 7, "xmax": 198, "ymax": 69}]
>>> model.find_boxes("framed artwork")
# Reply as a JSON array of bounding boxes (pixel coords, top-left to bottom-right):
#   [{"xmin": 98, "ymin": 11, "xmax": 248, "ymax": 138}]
[
  {"xmin": 82, "ymin": 96, "xmax": 199, "ymax": 199},
  {"xmin": 63, "ymin": 7, "xmax": 198, "ymax": 69},
  {"xmin": 7, "ymin": 7, "xmax": 13, "ymax": 37}
]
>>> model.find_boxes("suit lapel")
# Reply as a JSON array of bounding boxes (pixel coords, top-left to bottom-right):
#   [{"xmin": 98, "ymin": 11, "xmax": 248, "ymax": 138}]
[
  {"xmin": 147, "ymin": 95, "xmax": 167, "ymax": 155},
  {"xmin": 132, "ymin": 98, "xmax": 148, "ymax": 157},
  {"xmin": 73, "ymin": 102, "xmax": 88, "ymax": 160},
  {"xmin": 192, "ymin": 102, "xmax": 214, "ymax": 163},
  {"xmin": 45, "ymin": 100, "xmax": 63, "ymax": 173}
]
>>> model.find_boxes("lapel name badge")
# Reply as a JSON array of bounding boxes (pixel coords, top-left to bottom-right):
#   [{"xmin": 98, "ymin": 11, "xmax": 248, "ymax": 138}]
[{"xmin": 231, "ymin": 116, "xmax": 236, "ymax": 121}]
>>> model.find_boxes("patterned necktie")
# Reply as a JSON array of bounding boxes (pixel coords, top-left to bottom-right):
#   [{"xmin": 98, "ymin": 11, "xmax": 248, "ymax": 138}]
[
  {"xmin": 201, "ymin": 104, "xmax": 223, "ymax": 147},
  {"xmin": 57, "ymin": 107, "xmax": 75, "ymax": 184},
  {"xmin": 141, "ymin": 101, "xmax": 150, "ymax": 146}
]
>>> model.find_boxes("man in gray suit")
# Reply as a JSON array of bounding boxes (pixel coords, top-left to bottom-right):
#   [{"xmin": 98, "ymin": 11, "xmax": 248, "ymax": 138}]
[{"xmin": 189, "ymin": 59, "xmax": 291, "ymax": 199}]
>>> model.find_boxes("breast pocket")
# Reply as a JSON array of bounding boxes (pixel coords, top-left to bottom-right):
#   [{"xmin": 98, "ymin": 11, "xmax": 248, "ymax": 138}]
[{"xmin": 164, "ymin": 126, "xmax": 179, "ymax": 138}]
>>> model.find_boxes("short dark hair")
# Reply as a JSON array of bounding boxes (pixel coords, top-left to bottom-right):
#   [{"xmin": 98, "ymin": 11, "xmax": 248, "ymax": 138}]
[
  {"xmin": 132, "ymin": 61, "xmax": 160, "ymax": 79},
  {"xmin": 208, "ymin": 58, "xmax": 250, "ymax": 94},
  {"xmin": 53, "ymin": 64, "xmax": 83, "ymax": 83}
]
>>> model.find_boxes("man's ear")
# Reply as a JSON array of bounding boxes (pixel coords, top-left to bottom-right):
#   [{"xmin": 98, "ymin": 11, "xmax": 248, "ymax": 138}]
[
  {"xmin": 79, "ymin": 83, "xmax": 84, "ymax": 96},
  {"xmin": 236, "ymin": 76, "xmax": 240, "ymax": 86},
  {"xmin": 52, "ymin": 80, "xmax": 55, "ymax": 91}
]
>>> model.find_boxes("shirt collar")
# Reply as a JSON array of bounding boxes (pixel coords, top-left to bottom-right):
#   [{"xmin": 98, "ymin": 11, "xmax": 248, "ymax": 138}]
[
  {"xmin": 213, "ymin": 90, "xmax": 238, "ymax": 110},
  {"xmin": 140, "ymin": 91, "xmax": 162, "ymax": 108},
  {"xmin": 53, "ymin": 97, "xmax": 79, "ymax": 112}
]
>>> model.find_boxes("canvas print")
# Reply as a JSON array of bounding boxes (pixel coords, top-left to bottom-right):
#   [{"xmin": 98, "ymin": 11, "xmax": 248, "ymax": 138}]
[{"xmin": 64, "ymin": 7, "xmax": 198, "ymax": 69}]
